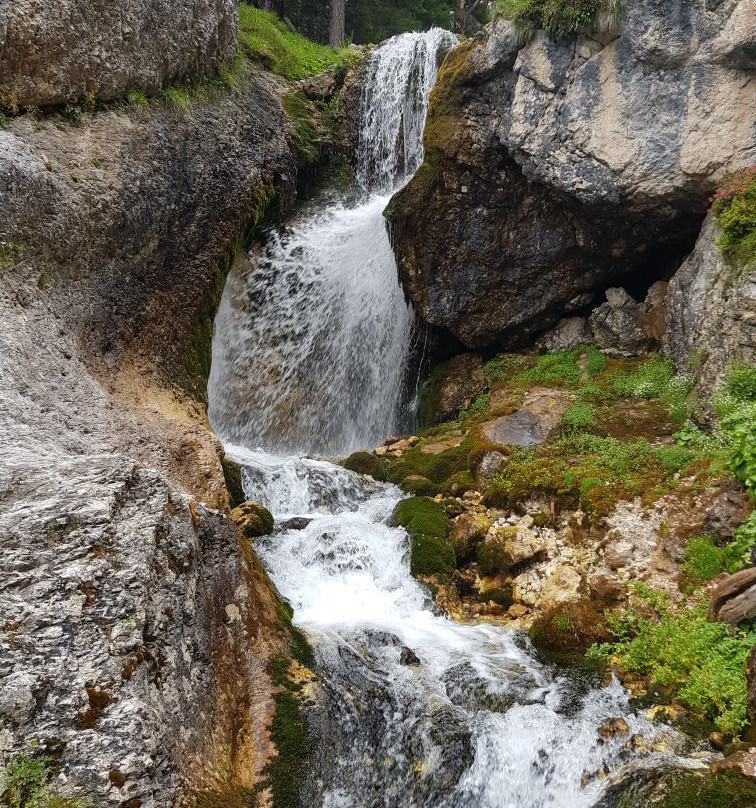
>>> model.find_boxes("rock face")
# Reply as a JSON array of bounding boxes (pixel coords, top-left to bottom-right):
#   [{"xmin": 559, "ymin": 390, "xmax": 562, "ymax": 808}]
[
  {"xmin": 664, "ymin": 216, "xmax": 756, "ymax": 397},
  {"xmin": 0, "ymin": 0, "xmax": 238, "ymax": 108},
  {"xmin": 419, "ymin": 353, "xmax": 484, "ymax": 424},
  {"xmin": 388, "ymin": 3, "xmax": 755, "ymax": 349},
  {"xmin": 0, "ymin": 62, "xmax": 306, "ymax": 805},
  {"xmin": 708, "ymin": 568, "xmax": 756, "ymax": 625}
]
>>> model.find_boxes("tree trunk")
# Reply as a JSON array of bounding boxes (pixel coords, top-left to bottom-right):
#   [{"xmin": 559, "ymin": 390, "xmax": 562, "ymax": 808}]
[{"xmin": 329, "ymin": 0, "xmax": 345, "ymax": 48}]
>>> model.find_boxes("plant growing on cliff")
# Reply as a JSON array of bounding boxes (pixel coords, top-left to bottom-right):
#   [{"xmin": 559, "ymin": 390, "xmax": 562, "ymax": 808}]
[
  {"xmin": 710, "ymin": 166, "xmax": 756, "ymax": 268},
  {"xmin": 724, "ymin": 512, "xmax": 756, "ymax": 574},
  {"xmin": 1, "ymin": 747, "xmax": 49, "ymax": 808},
  {"xmin": 589, "ymin": 585, "xmax": 755, "ymax": 735},
  {"xmin": 495, "ymin": 0, "xmax": 624, "ymax": 40},
  {"xmin": 238, "ymin": 6, "xmax": 357, "ymax": 82}
]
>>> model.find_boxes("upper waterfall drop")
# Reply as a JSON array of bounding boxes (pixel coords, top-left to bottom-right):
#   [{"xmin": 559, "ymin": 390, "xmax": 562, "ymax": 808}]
[{"xmin": 207, "ymin": 29, "xmax": 456, "ymax": 457}]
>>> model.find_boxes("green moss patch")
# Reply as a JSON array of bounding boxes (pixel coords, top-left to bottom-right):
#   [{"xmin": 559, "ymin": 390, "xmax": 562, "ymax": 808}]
[
  {"xmin": 495, "ymin": 0, "xmax": 624, "ymax": 41},
  {"xmin": 409, "ymin": 534, "xmax": 456, "ymax": 580},
  {"xmin": 681, "ymin": 535, "xmax": 724, "ymax": 583},
  {"xmin": 710, "ymin": 167, "xmax": 756, "ymax": 271},
  {"xmin": 530, "ymin": 601, "xmax": 609, "ymax": 657},
  {"xmin": 341, "ymin": 451, "xmax": 388, "ymax": 481},
  {"xmin": 222, "ymin": 457, "xmax": 245, "ymax": 509},
  {"xmin": 394, "ymin": 497, "xmax": 451, "ymax": 540}
]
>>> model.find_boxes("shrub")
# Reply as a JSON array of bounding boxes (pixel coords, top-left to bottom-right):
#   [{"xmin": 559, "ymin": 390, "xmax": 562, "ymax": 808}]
[
  {"xmin": 727, "ymin": 414, "xmax": 756, "ymax": 499},
  {"xmin": 724, "ymin": 511, "xmax": 756, "ymax": 574},
  {"xmin": 495, "ymin": 0, "xmax": 623, "ymax": 40},
  {"xmin": 681, "ymin": 535, "xmax": 724, "ymax": 581},
  {"xmin": 588, "ymin": 586, "xmax": 755, "ymax": 735},
  {"xmin": 724, "ymin": 363, "xmax": 756, "ymax": 402},
  {"xmin": 710, "ymin": 166, "xmax": 756, "ymax": 267}
]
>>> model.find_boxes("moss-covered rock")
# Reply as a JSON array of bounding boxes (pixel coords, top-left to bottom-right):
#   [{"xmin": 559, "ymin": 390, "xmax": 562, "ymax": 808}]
[
  {"xmin": 478, "ymin": 586, "xmax": 514, "ymax": 609},
  {"xmin": 341, "ymin": 451, "xmax": 387, "ymax": 481},
  {"xmin": 399, "ymin": 475, "xmax": 438, "ymax": 496},
  {"xmin": 231, "ymin": 501, "xmax": 274, "ymax": 538},
  {"xmin": 394, "ymin": 497, "xmax": 451, "ymax": 541},
  {"xmin": 529, "ymin": 600, "xmax": 610, "ymax": 656},
  {"xmin": 477, "ymin": 540, "xmax": 511, "ymax": 577},
  {"xmin": 394, "ymin": 497, "xmax": 455, "ymax": 582},
  {"xmin": 221, "ymin": 456, "xmax": 245, "ymax": 509},
  {"xmin": 410, "ymin": 534, "xmax": 456, "ymax": 581}
]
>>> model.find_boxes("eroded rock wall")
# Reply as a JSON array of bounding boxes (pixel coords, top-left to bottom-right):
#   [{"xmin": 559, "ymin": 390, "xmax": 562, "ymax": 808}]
[
  {"xmin": 387, "ymin": 1, "xmax": 755, "ymax": 350},
  {"xmin": 0, "ymin": 0, "xmax": 238, "ymax": 108},
  {"xmin": 664, "ymin": 216, "xmax": 756, "ymax": 397},
  {"xmin": 0, "ymin": 62, "xmax": 305, "ymax": 806}
]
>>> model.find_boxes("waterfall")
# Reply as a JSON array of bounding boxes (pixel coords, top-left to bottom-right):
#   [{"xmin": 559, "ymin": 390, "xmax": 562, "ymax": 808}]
[
  {"xmin": 208, "ymin": 30, "xmax": 703, "ymax": 808},
  {"xmin": 208, "ymin": 29, "xmax": 457, "ymax": 457}
]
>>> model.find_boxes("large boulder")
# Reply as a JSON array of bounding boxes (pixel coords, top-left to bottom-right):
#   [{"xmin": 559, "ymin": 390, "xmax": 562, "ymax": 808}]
[
  {"xmin": 0, "ymin": 0, "xmax": 238, "ymax": 108},
  {"xmin": 387, "ymin": 3, "xmax": 755, "ymax": 349},
  {"xmin": 708, "ymin": 567, "xmax": 756, "ymax": 625},
  {"xmin": 664, "ymin": 216, "xmax": 756, "ymax": 397}
]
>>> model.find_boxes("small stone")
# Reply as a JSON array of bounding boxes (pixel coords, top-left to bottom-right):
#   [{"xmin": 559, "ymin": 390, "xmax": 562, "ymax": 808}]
[
  {"xmin": 384, "ymin": 434, "xmax": 398, "ymax": 445},
  {"xmin": 508, "ymin": 603, "xmax": 529, "ymax": 619},
  {"xmin": 598, "ymin": 717, "xmax": 630, "ymax": 739},
  {"xmin": 400, "ymin": 647, "xmax": 421, "ymax": 666},
  {"xmin": 709, "ymin": 731, "xmax": 727, "ymax": 751}
]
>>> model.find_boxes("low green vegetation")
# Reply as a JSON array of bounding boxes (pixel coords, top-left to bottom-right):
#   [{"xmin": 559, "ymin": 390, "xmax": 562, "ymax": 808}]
[
  {"xmin": 588, "ymin": 584, "xmax": 756, "ymax": 735},
  {"xmin": 0, "ymin": 241, "xmax": 23, "ymax": 275},
  {"xmin": 0, "ymin": 747, "xmax": 91, "ymax": 808},
  {"xmin": 495, "ymin": 0, "xmax": 624, "ymax": 40},
  {"xmin": 710, "ymin": 166, "xmax": 756, "ymax": 269},
  {"xmin": 238, "ymin": 6, "xmax": 357, "ymax": 81},
  {"xmin": 681, "ymin": 534, "xmax": 724, "ymax": 582},
  {"xmin": 632, "ymin": 769, "xmax": 756, "ymax": 808},
  {"xmin": 724, "ymin": 511, "xmax": 756, "ymax": 574},
  {"xmin": 394, "ymin": 497, "xmax": 455, "ymax": 580}
]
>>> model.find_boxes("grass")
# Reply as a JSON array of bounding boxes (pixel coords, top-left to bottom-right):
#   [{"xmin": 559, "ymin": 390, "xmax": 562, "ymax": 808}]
[
  {"xmin": 588, "ymin": 584, "xmax": 756, "ymax": 735},
  {"xmin": 0, "ymin": 240, "xmax": 23, "ymax": 275},
  {"xmin": 238, "ymin": 6, "xmax": 358, "ymax": 82},
  {"xmin": 0, "ymin": 748, "xmax": 92, "ymax": 808}
]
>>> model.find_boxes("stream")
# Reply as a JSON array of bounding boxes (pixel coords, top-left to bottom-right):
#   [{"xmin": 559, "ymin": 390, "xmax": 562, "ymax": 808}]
[{"xmin": 208, "ymin": 30, "xmax": 701, "ymax": 808}]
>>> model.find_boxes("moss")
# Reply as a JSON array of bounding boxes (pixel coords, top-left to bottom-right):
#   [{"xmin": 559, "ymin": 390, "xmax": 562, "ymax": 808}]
[
  {"xmin": 341, "ymin": 451, "xmax": 387, "ymax": 481},
  {"xmin": 260, "ymin": 655, "xmax": 313, "ymax": 808},
  {"xmin": 681, "ymin": 534, "xmax": 724, "ymax": 582},
  {"xmin": 234, "ymin": 502, "xmax": 275, "ymax": 539},
  {"xmin": 529, "ymin": 601, "xmax": 609, "ymax": 656},
  {"xmin": 386, "ymin": 441, "xmax": 471, "ymax": 487},
  {"xmin": 399, "ymin": 476, "xmax": 439, "ymax": 496},
  {"xmin": 282, "ymin": 88, "xmax": 330, "ymax": 168},
  {"xmin": 477, "ymin": 541, "xmax": 510, "ymax": 576},
  {"xmin": 193, "ymin": 788, "xmax": 255, "ymax": 808},
  {"xmin": 274, "ymin": 598, "xmax": 314, "ymax": 671},
  {"xmin": 478, "ymin": 586, "xmax": 513, "ymax": 609},
  {"xmin": 441, "ymin": 470, "xmax": 475, "ymax": 495},
  {"xmin": 394, "ymin": 497, "xmax": 451, "ymax": 541},
  {"xmin": 410, "ymin": 534, "xmax": 456, "ymax": 580},
  {"xmin": 222, "ymin": 457, "xmax": 245, "ymax": 509}
]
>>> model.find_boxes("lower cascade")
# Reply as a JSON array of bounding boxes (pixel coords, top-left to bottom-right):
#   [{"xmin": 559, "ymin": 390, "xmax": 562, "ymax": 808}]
[
  {"xmin": 209, "ymin": 29, "xmax": 709, "ymax": 808},
  {"xmin": 229, "ymin": 446, "xmax": 696, "ymax": 808}
]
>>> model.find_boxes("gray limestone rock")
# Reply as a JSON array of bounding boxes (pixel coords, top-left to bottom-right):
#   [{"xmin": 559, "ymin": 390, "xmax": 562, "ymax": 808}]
[{"xmin": 0, "ymin": 0, "xmax": 238, "ymax": 108}]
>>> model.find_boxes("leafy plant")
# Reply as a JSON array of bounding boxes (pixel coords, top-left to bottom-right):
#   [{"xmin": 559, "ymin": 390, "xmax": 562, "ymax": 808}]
[
  {"xmin": 724, "ymin": 511, "xmax": 756, "ymax": 574},
  {"xmin": 709, "ymin": 166, "xmax": 756, "ymax": 268},
  {"xmin": 589, "ymin": 586, "xmax": 755, "ymax": 735},
  {"xmin": 561, "ymin": 400, "xmax": 596, "ymax": 431},
  {"xmin": 1, "ymin": 746, "xmax": 49, "ymax": 808}
]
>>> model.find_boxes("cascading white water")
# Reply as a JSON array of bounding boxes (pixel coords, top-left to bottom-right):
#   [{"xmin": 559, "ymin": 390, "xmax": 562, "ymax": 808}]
[
  {"xmin": 208, "ymin": 29, "xmax": 457, "ymax": 457},
  {"xmin": 209, "ymin": 30, "xmax": 708, "ymax": 808},
  {"xmin": 226, "ymin": 446, "xmax": 701, "ymax": 808}
]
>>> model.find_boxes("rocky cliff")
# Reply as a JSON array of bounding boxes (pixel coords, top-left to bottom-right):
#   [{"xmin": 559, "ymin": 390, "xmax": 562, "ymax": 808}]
[
  {"xmin": 0, "ymin": 14, "xmax": 326, "ymax": 807},
  {"xmin": 387, "ymin": 0, "xmax": 755, "ymax": 352},
  {"xmin": 0, "ymin": 0, "xmax": 237, "ymax": 108}
]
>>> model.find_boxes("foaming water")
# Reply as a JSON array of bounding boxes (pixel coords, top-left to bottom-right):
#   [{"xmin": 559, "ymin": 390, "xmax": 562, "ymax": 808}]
[
  {"xmin": 210, "ymin": 30, "xmax": 704, "ymax": 808},
  {"xmin": 234, "ymin": 450, "xmax": 702, "ymax": 808},
  {"xmin": 208, "ymin": 29, "xmax": 457, "ymax": 456}
]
